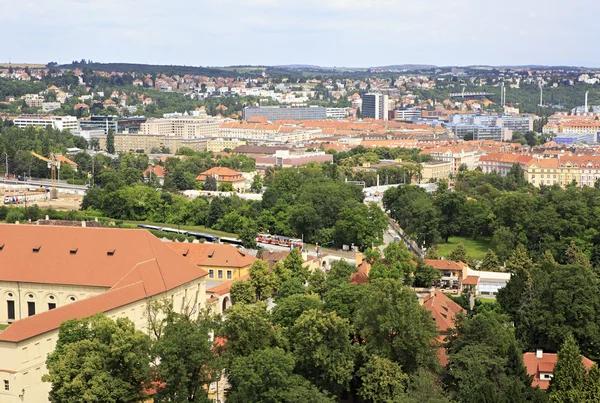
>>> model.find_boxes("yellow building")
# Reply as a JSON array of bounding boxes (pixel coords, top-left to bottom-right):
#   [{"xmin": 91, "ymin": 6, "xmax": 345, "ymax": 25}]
[
  {"xmin": 206, "ymin": 138, "xmax": 246, "ymax": 153},
  {"xmin": 0, "ymin": 224, "xmax": 209, "ymax": 403},
  {"xmin": 420, "ymin": 160, "xmax": 452, "ymax": 182},
  {"xmin": 525, "ymin": 156, "xmax": 600, "ymax": 188},
  {"xmin": 114, "ymin": 134, "xmax": 208, "ymax": 153},
  {"xmin": 168, "ymin": 243, "xmax": 256, "ymax": 282}
]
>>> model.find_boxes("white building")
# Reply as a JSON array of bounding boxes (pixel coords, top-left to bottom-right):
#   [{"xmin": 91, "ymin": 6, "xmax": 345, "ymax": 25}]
[{"xmin": 13, "ymin": 115, "xmax": 78, "ymax": 131}]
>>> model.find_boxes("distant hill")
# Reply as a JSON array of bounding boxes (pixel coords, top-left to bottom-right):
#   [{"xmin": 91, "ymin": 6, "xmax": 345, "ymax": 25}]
[
  {"xmin": 56, "ymin": 62, "xmax": 265, "ymax": 77},
  {"xmin": 370, "ymin": 64, "xmax": 438, "ymax": 70}
]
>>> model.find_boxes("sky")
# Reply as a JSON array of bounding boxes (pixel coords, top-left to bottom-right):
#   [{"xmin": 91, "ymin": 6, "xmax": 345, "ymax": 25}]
[{"xmin": 1, "ymin": 0, "xmax": 599, "ymax": 68}]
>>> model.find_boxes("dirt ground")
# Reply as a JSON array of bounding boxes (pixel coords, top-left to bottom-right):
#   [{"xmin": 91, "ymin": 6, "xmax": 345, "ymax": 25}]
[{"xmin": 2, "ymin": 192, "xmax": 82, "ymax": 211}]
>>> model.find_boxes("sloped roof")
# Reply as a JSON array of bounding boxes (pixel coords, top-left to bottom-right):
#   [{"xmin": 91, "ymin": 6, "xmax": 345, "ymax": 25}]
[
  {"xmin": 168, "ymin": 243, "xmax": 256, "ymax": 269},
  {"xmin": 0, "ymin": 224, "xmax": 207, "ymax": 288},
  {"xmin": 523, "ymin": 351, "xmax": 595, "ymax": 390},
  {"xmin": 0, "ymin": 224, "xmax": 208, "ymax": 342},
  {"xmin": 207, "ymin": 274, "xmax": 250, "ymax": 296},
  {"xmin": 424, "ymin": 259, "xmax": 468, "ymax": 271},
  {"xmin": 422, "ymin": 290, "xmax": 464, "ymax": 333}
]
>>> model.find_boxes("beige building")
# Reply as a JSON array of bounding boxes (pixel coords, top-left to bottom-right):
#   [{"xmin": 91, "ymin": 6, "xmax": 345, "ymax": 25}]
[
  {"xmin": 525, "ymin": 156, "xmax": 600, "ymax": 188},
  {"xmin": 206, "ymin": 138, "xmax": 246, "ymax": 153},
  {"xmin": 420, "ymin": 160, "xmax": 452, "ymax": 182},
  {"xmin": 114, "ymin": 134, "xmax": 208, "ymax": 153},
  {"xmin": 0, "ymin": 224, "xmax": 209, "ymax": 403},
  {"xmin": 140, "ymin": 117, "xmax": 220, "ymax": 139}
]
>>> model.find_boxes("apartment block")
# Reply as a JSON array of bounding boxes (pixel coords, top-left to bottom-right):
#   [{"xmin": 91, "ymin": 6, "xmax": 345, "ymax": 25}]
[
  {"xmin": 242, "ymin": 105, "xmax": 327, "ymax": 121},
  {"xmin": 140, "ymin": 117, "xmax": 220, "ymax": 138},
  {"xmin": 114, "ymin": 134, "xmax": 207, "ymax": 153},
  {"xmin": 13, "ymin": 115, "xmax": 78, "ymax": 131}
]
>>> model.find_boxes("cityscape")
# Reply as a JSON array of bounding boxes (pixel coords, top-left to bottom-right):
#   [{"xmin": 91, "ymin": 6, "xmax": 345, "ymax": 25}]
[{"xmin": 2, "ymin": 1, "xmax": 600, "ymax": 402}]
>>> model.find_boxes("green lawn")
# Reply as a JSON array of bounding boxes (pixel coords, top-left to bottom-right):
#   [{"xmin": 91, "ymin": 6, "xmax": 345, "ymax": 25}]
[
  {"xmin": 0, "ymin": 324, "xmax": 9, "ymax": 330},
  {"xmin": 123, "ymin": 221, "xmax": 237, "ymax": 238},
  {"xmin": 437, "ymin": 236, "xmax": 492, "ymax": 260}
]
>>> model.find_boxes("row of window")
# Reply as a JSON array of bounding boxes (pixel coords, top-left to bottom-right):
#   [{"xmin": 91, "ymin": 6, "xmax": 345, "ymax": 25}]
[
  {"xmin": 207, "ymin": 269, "xmax": 233, "ymax": 280},
  {"xmin": 5, "ymin": 301, "xmax": 59, "ymax": 320}
]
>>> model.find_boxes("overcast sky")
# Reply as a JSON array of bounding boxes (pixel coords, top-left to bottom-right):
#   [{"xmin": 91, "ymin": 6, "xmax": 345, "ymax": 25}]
[{"xmin": 1, "ymin": 0, "xmax": 598, "ymax": 67}]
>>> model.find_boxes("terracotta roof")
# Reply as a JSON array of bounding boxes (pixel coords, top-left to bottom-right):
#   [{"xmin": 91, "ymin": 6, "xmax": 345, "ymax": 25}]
[
  {"xmin": 424, "ymin": 259, "xmax": 468, "ymax": 272},
  {"xmin": 207, "ymin": 274, "xmax": 250, "ymax": 296},
  {"xmin": 168, "ymin": 243, "xmax": 256, "ymax": 269},
  {"xmin": 462, "ymin": 276, "xmax": 479, "ymax": 285},
  {"xmin": 0, "ymin": 225, "xmax": 208, "ymax": 342},
  {"xmin": 523, "ymin": 351, "xmax": 595, "ymax": 390},
  {"xmin": 195, "ymin": 167, "xmax": 244, "ymax": 182},
  {"xmin": 144, "ymin": 165, "xmax": 165, "ymax": 178},
  {"xmin": 422, "ymin": 290, "xmax": 464, "ymax": 333},
  {"xmin": 0, "ymin": 224, "xmax": 207, "ymax": 288},
  {"xmin": 260, "ymin": 250, "xmax": 290, "ymax": 268}
]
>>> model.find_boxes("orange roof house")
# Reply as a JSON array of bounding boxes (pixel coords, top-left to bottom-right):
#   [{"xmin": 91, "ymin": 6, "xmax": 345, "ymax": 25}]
[
  {"xmin": 168, "ymin": 243, "xmax": 256, "ymax": 282},
  {"xmin": 195, "ymin": 167, "xmax": 244, "ymax": 183},
  {"xmin": 523, "ymin": 350, "xmax": 595, "ymax": 390}
]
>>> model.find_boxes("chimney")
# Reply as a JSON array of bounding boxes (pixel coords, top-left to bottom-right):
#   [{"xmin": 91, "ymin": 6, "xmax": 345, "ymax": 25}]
[
  {"xmin": 355, "ymin": 252, "xmax": 363, "ymax": 267},
  {"xmin": 536, "ymin": 349, "xmax": 543, "ymax": 359}
]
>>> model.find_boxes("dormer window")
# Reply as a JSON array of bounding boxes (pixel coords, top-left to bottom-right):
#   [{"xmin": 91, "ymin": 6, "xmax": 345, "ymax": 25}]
[
  {"xmin": 33, "ymin": 246, "xmax": 41, "ymax": 253},
  {"xmin": 70, "ymin": 248, "xmax": 78, "ymax": 255},
  {"xmin": 107, "ymin": 249, "xmax": 116, "ymax": 256}
]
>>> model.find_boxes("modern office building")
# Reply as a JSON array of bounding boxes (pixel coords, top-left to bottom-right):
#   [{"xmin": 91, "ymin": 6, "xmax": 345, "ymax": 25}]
[
  {"xmin": 394, "ymin": 108, "xmax": 421, "ymax": 122},
  {"xmin": 78, "ymin": 116, "xmax": 148, "ymax": 135},
  {"xmin": 326, "ymin": 108, "xmax": 349, "ymax": 119},
  {"xmin": 13, "ymin": 115, "xmax": 78, "ymax": 131},
  {"xmin": 447, "ymin": 114, "xmax": 532, "ymax": 141},
  {"xmin": 242, "ymin": 105, "xmax": 327, "ymax": 121},
  {"xmin": 553, "ymin": 132, "xmax": 596, "ymax": 144},
  {"xmin": 361, "ymin": 93, "xmax": 389, "ymax": 120}
]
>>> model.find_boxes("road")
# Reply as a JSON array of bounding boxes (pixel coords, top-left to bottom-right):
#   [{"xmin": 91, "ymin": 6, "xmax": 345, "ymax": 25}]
[{"xmin": 0, "ymin": 178, "xmax": 88, "ymax": 195}]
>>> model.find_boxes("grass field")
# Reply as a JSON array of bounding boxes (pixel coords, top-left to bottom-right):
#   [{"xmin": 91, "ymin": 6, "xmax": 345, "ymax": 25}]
[
  {"xmin": 0, "ymin": 324, "xmax": 8, "ymax": 330},
  {"xmin": 437, "ymin": 236, "xmax": 492, "ymax": 260},
  {"xmin": 124, "ymin": 221, "xmax": 237, "ymax": 238}
]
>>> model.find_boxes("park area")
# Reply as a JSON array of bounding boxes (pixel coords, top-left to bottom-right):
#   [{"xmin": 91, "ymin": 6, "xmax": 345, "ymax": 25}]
[{"xmin": 436, "ymin": 236, "xmax": 491, "ymax": 260}]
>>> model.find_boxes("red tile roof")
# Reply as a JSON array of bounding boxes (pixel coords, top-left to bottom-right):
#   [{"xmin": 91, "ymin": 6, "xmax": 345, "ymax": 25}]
[
  {"xmin": 523, "ymin": 351, "xmax": 595, "ymax": 390},
  {"xmin": 168, "ymin": 243, "xmax": 256, "ymax": 269},
  {"xmin": 207, "ymin": 274, "xmax": 250, "ymax": 296},
  {"xmin": 422, "ymin": 290, "xmax": 464, "ymax": 333},
  {"xmin": 424, "ymin": 259, "xmax": 468, "ymax": 272},
  {"xmin": 0, "ymin": 224, "xmax": 208, "ymax": 342}
]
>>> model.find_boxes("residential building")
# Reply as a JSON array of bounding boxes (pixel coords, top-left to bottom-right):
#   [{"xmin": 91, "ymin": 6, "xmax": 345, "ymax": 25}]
[
  {"xmin": 114, "ymin": 134, "xmax": 208, "ymax": 154},
  {"xmin": 523, "ymin": 349, "xmax": 595, "ymax": 390},
  {"xmin": 22, "ymin": 94, "xmax": 44, "ymax": 108},
  {"xmin": 195, "ymin": 167, "xmax": 248, "ymax": 192},
  {"xmin": 421, "ymin": 147, "xmax": 481, "ymax": 175},
  {"xmin": 553, "ymin": 133, "xmax": 596, "ymax": 144},
  {"xmin": 206, "ymin": 138, "xmax": 246, "ymax": 153},
  {"xmin": 463, "ymin": 268, "xmax": 511, "ymax": 296},
  {"xmin": 479, "ymin": 153, "xmax": 533, "ymax": 176},
  {"xmin": 0, "ymin": 224, "xmax": 209, "ymax": 402},
  {"xmin": 326, "ymin": 108, "xmax": 349, "ymax": 119},
  {"xmin": 424, "ymin": 259, "xmax": 468, "ymax": 291},
  {"xmin": 140, "ymin": 117, "xmax": 220, "ymax": 139},
  {"xmin": 394, "ymin": 108, "xmax": 421, "ymax": 122},
  {"xmin": 420, "ymin": 160, "xmax": 452, "ymax": 182},
  {"xmin": 362, "ymin": 93, "xmax": 389, "ymax": 120},
  {"xmin": 255, "ymin": 150, "xmax": 333, "ymax": 168},
  {"xmin": 243, "ymin": 105, "xmax": 327, "ymax": 121},
  {"xmin": 41, "ymin": 102, "xmax": 61, "ymax": 112},
  {"xmin": 13, "ymin": 115, "xmax": 78, "ymax": 131},
  {"xmin": 168, "ymin": 243, "xmax": 256, "ymax": 283}
]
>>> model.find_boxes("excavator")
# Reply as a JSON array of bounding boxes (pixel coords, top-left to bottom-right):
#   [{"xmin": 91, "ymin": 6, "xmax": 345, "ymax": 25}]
[{"xmin": 30, "ymin": 151, "xmax": 60, "ymax": 199}]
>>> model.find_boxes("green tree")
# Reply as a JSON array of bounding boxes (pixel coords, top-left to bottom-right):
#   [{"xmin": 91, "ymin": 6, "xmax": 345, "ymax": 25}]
[
  {"xmin": 43, "ymin": 314, "xmax": 151, "ymax": 403},
  {"xmin": 230, "ymin": 280, "xmax": 256, "ymax": 305},
  {"xmin": 226, "ymin": 347, "xmax": 334, "ymax": 403},
  {"xmin": 152, "ymin": 312, "xmax": 218, "ymax": 403},
  {"xmin": 106, "ymin": 129, "xmax": 115, "ymax": 154},
  {"xmin": 249, "ymin": 260, "xmax": 276, "ymax": 300},
  {"xmin": 355, "ymin": 279, "xmax": 439, "ymax": 373},
  {"xmin": 203, "ymin": 175, "xmax": 217, "ymax": 191},
  {"xmin": 250, "ymin": 174, "xmax": 263, "ymax": 193},
  {"xmin": 448, "ymin": 242, "xmax": 469, "ymax": 264},
  {"xmin": 549, "ymin": 334, "xmax": 587, "ymax": 403},
  {"xmin": 357, "ymin": 356, "xmax": 409, "ymax": 403},
  {"xmin": 271, "ymin": 293, "xmax": 323, "ymax": 329},
  {"xmin": 283, "ymin": 248, "xmax": 309, "ymax": 282},
  {"xmin": 480, "ymin": 249, "xmax": 501, "ymax": 272},
  {"xmin": 290, "ymin": 309, "xmax": 354, "ymax": 395},
  {"xmin": 218, "ymin": 302, "xmax": 273, "ymax": 359}
]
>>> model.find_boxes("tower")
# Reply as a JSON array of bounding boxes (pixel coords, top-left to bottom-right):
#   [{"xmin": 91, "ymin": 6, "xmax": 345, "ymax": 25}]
[{"xmin": 585, "ymin": 91, "xmax": 589, "ymax": 112}]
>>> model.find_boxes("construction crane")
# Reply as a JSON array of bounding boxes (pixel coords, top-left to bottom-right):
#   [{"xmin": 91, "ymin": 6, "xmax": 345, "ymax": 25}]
[{"xmin": 30, "ymin": 151, "xmax": 60, "ymax": 199}]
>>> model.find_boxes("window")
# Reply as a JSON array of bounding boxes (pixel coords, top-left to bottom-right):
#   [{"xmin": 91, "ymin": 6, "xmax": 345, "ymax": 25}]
[
  {"xmin": 208, "ymin": 269, "xmax": 214, "ymax": 278},
  {"xmin": 3, "ymin": 380, "xmax": 8, "ymax": 391},
  {"xmin": 48, "ymin": 303, "xmax": 56, "ymax": 310},
  {"xmin": 27, "ymin": 301, "xmax": 36, "ymax": 317},
  {"xmin": 218, "ymin": 270, "xmax": 223, "ymax": 279},
  {"xmin": 227, "ymin": 270, "xmax": 232, "ymax": 280},
  {"xmin": 7, "ymin": 300, "xmax": 15, "ymax": 320}
]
